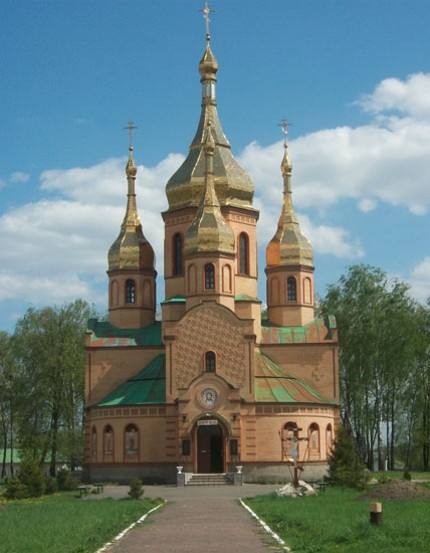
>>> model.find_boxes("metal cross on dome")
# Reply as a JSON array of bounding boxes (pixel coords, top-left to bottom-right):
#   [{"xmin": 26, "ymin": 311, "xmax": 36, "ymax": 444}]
[
  {"xmin": 200, "ymin": 2, "xmax": 215, "ymax": 41},
  {"xmin": 278, "ymin": 116, "xmax": 292, "ymax": 147},
  {"xmin": 124, "ymin": 120, "xmax": 137, "ymax": 149}
]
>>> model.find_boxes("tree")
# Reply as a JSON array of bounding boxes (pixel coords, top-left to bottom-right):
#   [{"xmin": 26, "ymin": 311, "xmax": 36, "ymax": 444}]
[
  {"xmin": 12, "ymin": 300, "xmax": 94, "ymax": 475},
  {"xmin": 0, "ymin": 331, "xmax": 17, "ymax": 477},
  {"xmin": 320, "ymin": 264, "xmax": 422, "ymax": 470},
  {"xmin": 328, "ymin": 425, "xmax": 368, "ymax": 488}
]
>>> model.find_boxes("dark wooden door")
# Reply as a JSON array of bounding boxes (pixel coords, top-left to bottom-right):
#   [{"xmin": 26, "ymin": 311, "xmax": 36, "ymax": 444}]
[{"xmin": 197, "ymin": 424, "xmax": 224, "ymax": 473}]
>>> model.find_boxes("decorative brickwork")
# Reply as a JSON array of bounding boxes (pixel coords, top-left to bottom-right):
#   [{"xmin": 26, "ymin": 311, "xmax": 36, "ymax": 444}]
[{"xmin": 173, "ymin": 305, "xmax": 250, "ymax": 389}]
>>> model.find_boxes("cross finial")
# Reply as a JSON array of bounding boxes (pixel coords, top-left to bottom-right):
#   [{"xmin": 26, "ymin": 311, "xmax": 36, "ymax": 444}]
[
  {"xmin": 277, "ymin": 116, "xmax": 291, "ymax": 147},
  {"xmin": 200, "ymin": 2, "xmax": 215, "ymax": 42},
  {"xmin": 124, "ymin": 120, "xmax": 138, "ymax": 150}
]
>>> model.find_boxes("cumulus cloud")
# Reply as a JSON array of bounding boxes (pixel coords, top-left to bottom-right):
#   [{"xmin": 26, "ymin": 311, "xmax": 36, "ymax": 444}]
[
  {"xmin": 10, "ymin": 172, "xmax": 30, "ymax": 183},
  {"xmin": 408, "ymin": 257, "xmax": 430, "ymax": 304},
  {"xmin": 0, "ymin": 155, "xmax": 182, "ymax": 310},
  {"xmin": 240, "ymin": 73, "xmax": 430, "ymax": 216},
  {"xmin": 359, "ymin": 73, "xmax": 430, "ymax": 120},
  {"xmin": 1, "ymin": 72, "xmax": 430, "ymax": 320}
]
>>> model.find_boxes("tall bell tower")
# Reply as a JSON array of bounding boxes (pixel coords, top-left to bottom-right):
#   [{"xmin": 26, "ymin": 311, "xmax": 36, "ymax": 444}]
[{"xmin": 265, "ymin": 119, "xmax": 315, "ymax": 326}]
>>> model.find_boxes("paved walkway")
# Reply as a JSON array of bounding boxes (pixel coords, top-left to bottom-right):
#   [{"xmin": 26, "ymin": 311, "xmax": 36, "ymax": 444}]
[{"xmin": 91, "ymin": 484, "xmax": 283, "ymax": 553}]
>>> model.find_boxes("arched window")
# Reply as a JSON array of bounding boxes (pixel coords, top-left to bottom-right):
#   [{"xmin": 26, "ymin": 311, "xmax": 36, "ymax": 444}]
[
  {"xmin": 173, "ymin": 233, "xmax": 183, "ymax": 276},
  {"xmin": 326, "ymin": 424, "xmax": 333, "ymax": 457},
  {"xmin": 125, "ymin": 279, "xmax": 136, "ymax": 304},
  {"xmin": 308, "ymin": 423, "xmax": 320, "ymax": 459},
  {"xmin": 103, "ymin": 425, "xmax": 114, "ymax": 456},
  {"xmin": 239, "ymin": 233, "xmax": 249, "ymax": 275},
  {"xmin": 204, "ymin": 263, "xmax": 215, "ymax": 290},
  {"xmin": 205, "ymin": 351, "xmax": 216, "ymax": 372},
  {"xmin": 91, "ymin": 427, "xmax": 97, "ymax": 461},
  {"xmin": 287, "ymin": 276, "xmax": 297, "ymax": 301},
  {"xmin": 110, "ymin": 280, "xmax": 119, "ymax": 307},
  {"xmin": 281, "ymin": 421, "xmax": 298, "ymax": 461},
  {"xmin": 124, "ymin": 424, "xmax": 139, "ymax": 456}
]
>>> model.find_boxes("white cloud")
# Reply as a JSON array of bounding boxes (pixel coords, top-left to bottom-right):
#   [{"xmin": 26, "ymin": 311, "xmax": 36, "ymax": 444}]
[
  {"xmin": 10, "ymin": 172, "xmax": 30, "ymax": 183},
  {"xmin": 359, "ymin": 73, "xmax": 430, "ymax": 120},
  {"xmin": 300, "ymin": 215, "xmax": 364, "ymax": 259},
  {"xmin": 408, "ymin": 257, "xmax": 430, "ymax": 304},
  {"xmin": 0, "ymin": 155, "xmax": 183, "ymax": 310},
  {"xmin": 357, "ymin": 198, "xmax": 377, "ymax": 213},
  {"xmin": 240, "ymin": 74, "xmax": 430, "ymax": 216},
  {"xmin": 1, "ymin": 72, "xmax": 430, "ymax": 320}
]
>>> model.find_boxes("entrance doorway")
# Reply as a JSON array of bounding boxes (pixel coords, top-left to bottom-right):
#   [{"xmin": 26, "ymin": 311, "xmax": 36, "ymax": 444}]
[{"xmin": 196, "ymin": 422, "xmax": 224, "ymax": 473}]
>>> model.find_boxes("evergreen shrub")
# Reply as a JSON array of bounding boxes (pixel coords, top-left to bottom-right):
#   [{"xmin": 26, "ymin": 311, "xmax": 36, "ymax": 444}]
[
  {"xmin": 328, "ymin": 426, "xmax": 369, "ymax": 489},
  {"xmin": 128, "ymin": 478, "xmax": 144, "ymax": 499}
]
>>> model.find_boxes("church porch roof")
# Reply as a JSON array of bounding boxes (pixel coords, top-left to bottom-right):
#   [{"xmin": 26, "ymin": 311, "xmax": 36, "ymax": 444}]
[
  {"xmin": 95, "ymin": 354, "xmax": 166, "ymax": 407},
  {"xmin": 254, "ymin": 353, "xmax": 336, "ymax": 405}
]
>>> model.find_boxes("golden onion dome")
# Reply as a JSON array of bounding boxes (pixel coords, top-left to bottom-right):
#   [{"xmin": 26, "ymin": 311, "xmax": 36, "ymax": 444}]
[
  {"xmin": 165, "ymin": 41, "xmax": 255, "ymax": 212},
  {"xmin": 108, "ymin": 147, "xmax": 155, "ymax": 272},
  {"xmin": 266, "ymin": 142, "xmax": 314, "ymax": 268},
  {"xmin": 184, "ymin": 122, "xmax": 235, "ymax": 255}
]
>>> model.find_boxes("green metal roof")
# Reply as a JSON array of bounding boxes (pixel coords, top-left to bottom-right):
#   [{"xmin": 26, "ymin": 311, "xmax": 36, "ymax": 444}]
[
  {"xmin": 95, "ymin": 354, "xmax": 166, "ymax": 406},
  {"xmin": 162, "ymin": 295, "xmax": 186, "ymax": 304},
  {"xmin": 261, "ymin": 317, "xmax": 336, "ymax": 344},
  {"xmin": 235, "ymin": 294, "xmax": 261, "ymax": 303},
  {"xmin": 86, "ymin": 319, "xmax": 162, "ymax": 347},
  {"xmin": 254, "ymin": 352, "xmax": 336, "ymax": 404}
]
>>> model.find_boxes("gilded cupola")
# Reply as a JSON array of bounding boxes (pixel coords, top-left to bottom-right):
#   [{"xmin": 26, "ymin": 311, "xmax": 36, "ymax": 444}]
[
  {"xmin": 266, "ymin": 125, "xmax": 314, "ymax": 269},
  {"xmin": 108, "ymin": 142, "xmax": 155, "ymax": 272},
  {"xmin": 165, "ymin": 34, "xmax": 255, "ymax": 212},
  {"xmin": 184, "ymin": 121, "xmax": 235, "ymax": 255}
]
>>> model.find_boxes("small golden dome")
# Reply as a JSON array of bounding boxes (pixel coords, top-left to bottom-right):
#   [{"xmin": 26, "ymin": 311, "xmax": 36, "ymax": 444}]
[
  {"xmin": 199, "ymin": 43, "xmax": 219, "ymax": 80},
  {"xmin": 266, "ymin": 145, "xmax": 314, "ymax": 269},
  {"xmin": 108, "ymin": 148, "xmax": 155, "ymax": 272},
  {"xmin": 185, "ymin": 123, "xmax": 235, "ymax": 255}
]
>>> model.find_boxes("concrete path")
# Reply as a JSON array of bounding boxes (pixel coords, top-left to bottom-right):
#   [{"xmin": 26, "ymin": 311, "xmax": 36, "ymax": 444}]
[{"xmin": 92, "ymin": 484, "xmax": 283, "ymax": 553}]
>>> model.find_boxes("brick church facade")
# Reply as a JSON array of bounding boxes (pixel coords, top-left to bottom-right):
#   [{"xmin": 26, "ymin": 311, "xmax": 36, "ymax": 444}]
[{"xmin": 83, "ymin": 29, "xmax": 339, "ymax": 484}]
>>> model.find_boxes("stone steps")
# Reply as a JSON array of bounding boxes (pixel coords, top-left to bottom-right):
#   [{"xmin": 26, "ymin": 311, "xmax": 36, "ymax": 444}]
[{"xmin": 187, "ymin": 473, "xmax": 232, "ymax": 486}]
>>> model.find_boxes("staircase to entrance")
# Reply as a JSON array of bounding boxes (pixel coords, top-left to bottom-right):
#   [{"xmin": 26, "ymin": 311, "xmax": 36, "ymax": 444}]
[{"xmin": 186, "ymin": 473, "xmax": 232, "ymax": 486}]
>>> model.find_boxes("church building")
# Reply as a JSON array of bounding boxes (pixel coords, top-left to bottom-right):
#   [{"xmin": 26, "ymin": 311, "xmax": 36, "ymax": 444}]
[{"xmin": 84, "ymin": 22, "xmax": 339, "ymax": 484}]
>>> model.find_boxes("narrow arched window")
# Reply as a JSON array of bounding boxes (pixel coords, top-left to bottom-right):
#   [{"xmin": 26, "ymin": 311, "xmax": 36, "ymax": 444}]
[
  {"xmin": 125, "ymin": 279, "xmax": 136, "ymax": 304},
  {"xmin": 124, "ymin": 424, "xmax": 139, "ymax": 456},
  {"xmin": 204, "ymin": 263, "xmax": 215, "ymax": 290},
  {"xmin": 287, "ymin": 276, "xmax": 297, "ymax": 301},
  {"xmin": 239, "ymin": 233, "xmax": 249, "ymax": 275},
  {"xmin": 173, "ymin": 233, "xmax": 183, "ymax": 276},
  {"xmin": 326, "ymin": 424, "xmax": 333, "ymax": 457},
  {"xmin": 103, "ymin": 425, "xmax": 114, "ymax": 455},
  {"xmin": 91, "ymin": 427, "xmax": 97, "ymax": 461},
  {"xmin": 281, "ymin": 422, "xmax": 298, "ymax": 461},
  {"xmin": 205, "ymin": 351, "xmax": 216, "ymax": 372},
  {"xmin": 308, "ymin": 423, "xmax": 320, "ymax": 459}
]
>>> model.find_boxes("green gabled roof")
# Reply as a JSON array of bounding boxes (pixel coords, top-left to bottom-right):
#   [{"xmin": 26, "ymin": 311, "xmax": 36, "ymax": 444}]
[
  {"xmin": 235, "ymin": 294, "xmax": 261, "ymax": 303},
  {"xmin": 162, "ymin": 295, "xmax": 186, "ymax": 304},
  {"xmin": 96, "ymin": 354, "xmax": 166, "ymax": 406},
  {"xmin": 86, "ymin": 319, "xmax": 162, "ymax": 347},
  {"xmin": 261, "ymin": 317, "xmax": 335, "ymax": 344},
  {"xmin": 255, "ymin": 352, "xmax": 336, "ymax": 405}
]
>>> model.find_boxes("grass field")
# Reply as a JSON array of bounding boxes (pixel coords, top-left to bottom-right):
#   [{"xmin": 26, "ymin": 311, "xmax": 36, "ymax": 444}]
[
  {"xmin": 245, "ymin": 486, "xmax": 430, "ymax": 553},
  {"xmin": 0, "ymin": 492, "xmax": 163, "ymax": 553}
]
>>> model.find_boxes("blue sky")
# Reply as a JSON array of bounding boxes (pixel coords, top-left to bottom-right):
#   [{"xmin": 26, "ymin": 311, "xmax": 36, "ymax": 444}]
[{"xmin": 1, "ymin": 0, "xmax": 430, "ymax": 331}]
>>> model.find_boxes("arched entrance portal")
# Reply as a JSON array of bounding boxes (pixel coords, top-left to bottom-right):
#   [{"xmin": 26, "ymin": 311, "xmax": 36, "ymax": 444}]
[{"xmin": 196, "ymin": 420, "xmax": 225, "ymax": 473}]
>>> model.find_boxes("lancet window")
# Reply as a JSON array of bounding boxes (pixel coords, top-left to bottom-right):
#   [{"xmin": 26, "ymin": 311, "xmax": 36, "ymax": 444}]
[
  {"xmin": 204, "ymin": 263, "xmax": 215, "ymax": 290},
  {"xmin": 125, "ymin": 279, "xmax": 136, "ymax": 304}
]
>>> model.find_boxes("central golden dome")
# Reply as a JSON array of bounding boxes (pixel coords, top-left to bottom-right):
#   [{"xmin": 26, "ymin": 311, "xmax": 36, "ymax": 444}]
[{"xmin": 165, "ymin": 42, "xmax": 255, "ymax": 212}]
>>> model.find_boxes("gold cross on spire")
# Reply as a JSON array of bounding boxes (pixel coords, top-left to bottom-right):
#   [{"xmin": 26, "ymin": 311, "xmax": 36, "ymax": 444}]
[
  {"xmin": 124, "ymin": 120, "xmax": 138, "ymax": 150},
  {"xmin": 200, "ymin": 2, "xmax": 215, "ymax": 42},
  {"xmin": 277, "ymin": 116, "xmax": 291, "ymax": 147}
]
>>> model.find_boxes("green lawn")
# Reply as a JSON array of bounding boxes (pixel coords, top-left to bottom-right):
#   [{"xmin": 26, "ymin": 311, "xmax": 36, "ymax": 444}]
[
  {"xmin": 245, "ymin": 487, "xmax": 430, "ymax": 553},
  {"xmin": 0, "ymin": 493, "xmax": 163, "ymax": 553}
]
